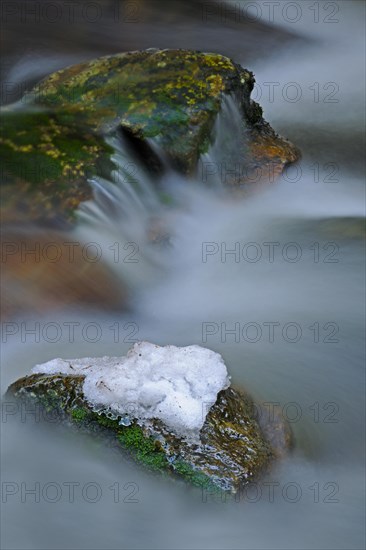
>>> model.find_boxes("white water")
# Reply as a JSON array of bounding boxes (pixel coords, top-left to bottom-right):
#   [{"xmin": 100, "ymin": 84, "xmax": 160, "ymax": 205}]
[{"xmin": 1, "ymin": 1, "xmax": 365, "ymax": 549}]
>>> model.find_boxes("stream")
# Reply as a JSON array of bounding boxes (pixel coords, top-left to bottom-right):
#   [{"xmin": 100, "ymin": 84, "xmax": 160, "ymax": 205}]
[{"xmin": 1, "ymin": 1, "xmax": 365, "ymax": 548}]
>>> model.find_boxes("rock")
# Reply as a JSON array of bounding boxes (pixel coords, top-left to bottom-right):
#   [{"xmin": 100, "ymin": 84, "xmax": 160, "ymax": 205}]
[
  {"xmin": 294, "ymin": 217, "xmax": 366, "ymax": 241},
  {"xmin": 5, "ymin": 342, "xmax": 292, "ymax": 493},
  {"xmin": 0, "ymin": 49, "xmax": 299, "ymax": 223},
  {"xmin": 0, "ymin": 229, "xmax": 127, "ymax": 320},
  {"xmin": 0, "ymin": 109, "xmax": 115, "ymax": 225}
]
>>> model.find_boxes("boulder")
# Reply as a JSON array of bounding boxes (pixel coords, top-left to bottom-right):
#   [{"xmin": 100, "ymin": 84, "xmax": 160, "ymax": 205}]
[
  {"xmin": 0, "ymin": 49, "xmax": 300, "ymax": 223},
  {"xmin": 6, "ymin": 342, "xmax": 292, "ymax": 493}
]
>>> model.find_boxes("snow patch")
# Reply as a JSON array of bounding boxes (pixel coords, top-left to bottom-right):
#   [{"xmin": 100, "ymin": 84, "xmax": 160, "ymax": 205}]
[{"xmin": 32, "ymin": 342, "xmax": 230, "ymax": 437}]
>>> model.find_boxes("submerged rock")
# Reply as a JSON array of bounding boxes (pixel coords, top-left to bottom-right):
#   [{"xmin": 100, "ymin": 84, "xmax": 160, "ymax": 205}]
[
  {"xmin": 6, "ymin": 342, "xmax": 292, "ymax": 492},
  {"xmin": 295, "ymin": 217, "xmax": 366, "ymax": 241},
  {"xmin": 0, "ymin": 229, "xmax": 127, "ymax": 320},
  {"xmin": 0, "ymin": 49, "xmax": 299, "ymax": 223}
]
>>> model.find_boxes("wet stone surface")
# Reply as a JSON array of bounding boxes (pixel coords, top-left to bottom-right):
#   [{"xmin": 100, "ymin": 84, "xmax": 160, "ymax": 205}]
[
  {"xmin": 1, "ymin": 49, "xmax": 300, "ymax": 224},
  {"xmin": 6, "ymin": 371, "xmax": 292, "ymax": 493}
]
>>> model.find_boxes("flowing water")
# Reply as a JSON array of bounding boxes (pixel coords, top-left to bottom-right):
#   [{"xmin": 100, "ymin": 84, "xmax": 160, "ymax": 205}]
[{"xmin": 1, "ymin": 1, "xmax": 365, "ymax": 548}]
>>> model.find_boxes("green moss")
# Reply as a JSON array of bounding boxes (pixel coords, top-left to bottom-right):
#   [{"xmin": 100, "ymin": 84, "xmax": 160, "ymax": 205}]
[
  {"xmin": 71, "ymin": 408, "xmax": 89, "ymax": 422},
  {"xmin": 94, "ymin": 414, "xmax": 120, "ymax": 430},
  {"xmin": 0, "ymin": 109, "xmax": 115, "ymax": 222},
  {"xmin": 0, "ymin": 111, "xmax": 112, "ymax": 185},
  {"xmin": 117, "ymin": 425, "xmax": 168, "ymax": 472},
  {"xmin": 172, "ymin": 460, "xmax": 218, "ymax": 490}
]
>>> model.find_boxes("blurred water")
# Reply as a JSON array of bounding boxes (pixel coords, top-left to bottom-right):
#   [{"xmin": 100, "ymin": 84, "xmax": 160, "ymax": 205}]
[{"xmin": 1, "ymin": 1, "xmax": 365, "ymax": 549}]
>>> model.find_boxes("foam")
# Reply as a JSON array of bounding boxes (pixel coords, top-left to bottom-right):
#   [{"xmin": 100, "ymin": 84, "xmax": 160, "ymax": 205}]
[{"xmin": 32, "ymin": 341, "xmax": 230, "ymax": 437}]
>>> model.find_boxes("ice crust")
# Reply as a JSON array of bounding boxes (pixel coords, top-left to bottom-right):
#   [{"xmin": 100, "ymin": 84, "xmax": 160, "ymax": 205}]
[{"xmin": 32, "ymin": 342, "xmax": 230, "ymax": 437}]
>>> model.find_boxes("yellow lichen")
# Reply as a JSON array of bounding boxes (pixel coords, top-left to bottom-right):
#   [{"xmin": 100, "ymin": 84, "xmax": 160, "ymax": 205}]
[
  {"xmin": 207, "ymin": 74, "xmax": 224, "ymax": 95},
  {"xmin": 0, "ymin": 137, "xmax": 33, "ymax": 153}
]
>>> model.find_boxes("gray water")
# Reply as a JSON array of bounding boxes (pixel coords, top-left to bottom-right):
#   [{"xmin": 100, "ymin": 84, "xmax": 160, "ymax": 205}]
[{"xmin": 1, "ymin": 1, "xmax": 365, "ymax": 549}]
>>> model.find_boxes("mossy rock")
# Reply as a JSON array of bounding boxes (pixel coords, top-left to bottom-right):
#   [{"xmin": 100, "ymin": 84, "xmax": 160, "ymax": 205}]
[
  {"xmin": 6, "ymin": 372, "xmax": 292, "ymax": 493},
  {"xmin": 0, "ymin": 49, "xmax": 299, "ymax": 224},
  {"xmin": 0, "ymin": 109, "xmax": 115, "ymax": 224}
]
